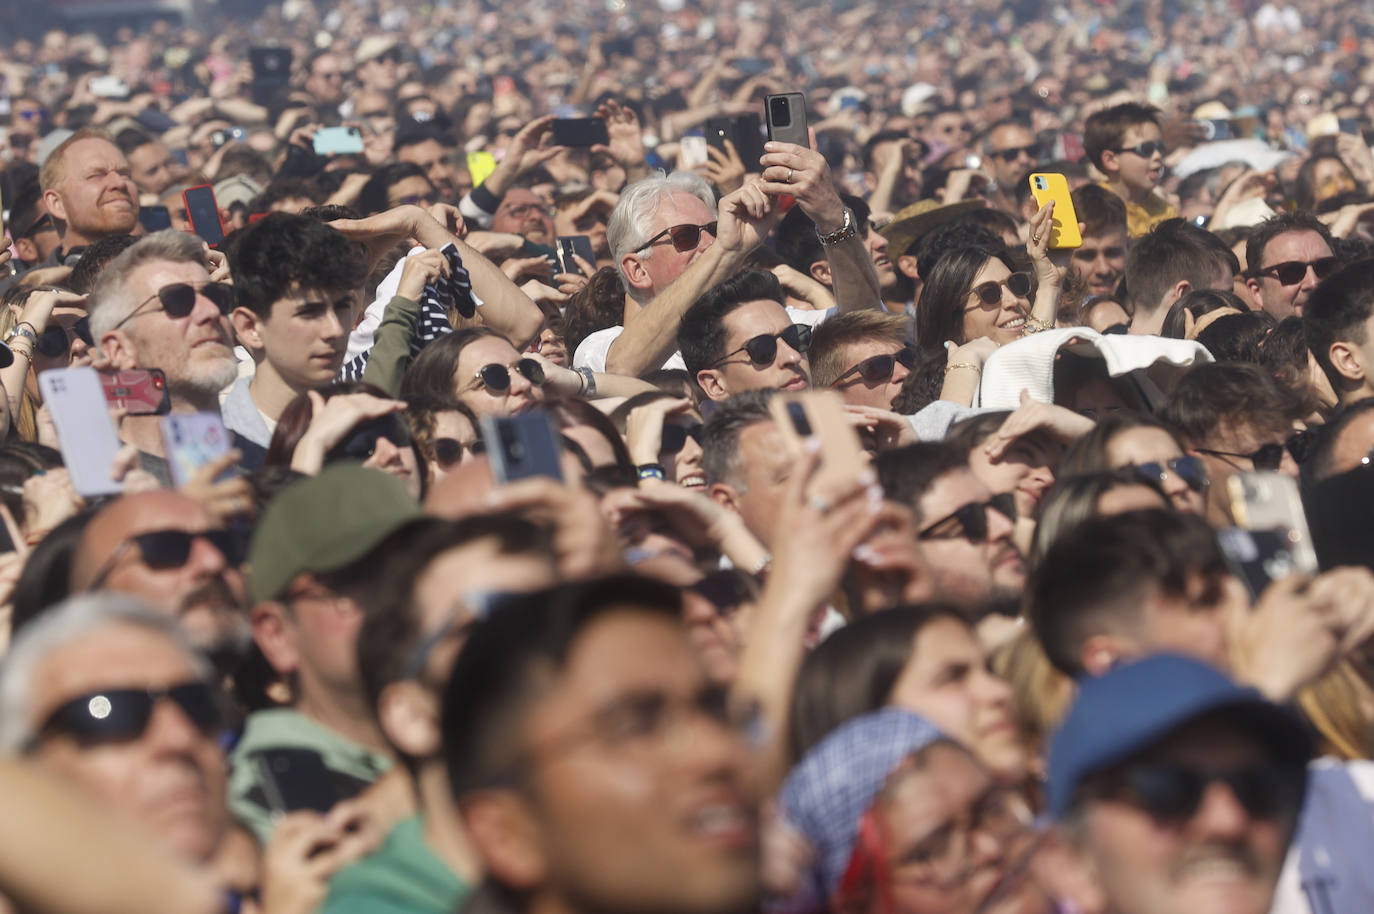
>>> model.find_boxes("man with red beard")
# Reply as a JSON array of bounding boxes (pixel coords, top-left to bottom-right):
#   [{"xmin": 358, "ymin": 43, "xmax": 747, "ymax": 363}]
[{"xmin": 38, "ymin": 128, "xmax": 140, "ymax": 267}]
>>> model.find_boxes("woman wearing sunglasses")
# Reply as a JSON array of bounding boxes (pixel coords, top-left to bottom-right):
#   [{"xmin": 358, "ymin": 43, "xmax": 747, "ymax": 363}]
[
  {"xmin": 402, "ymin": 327, "xmax": 546, "ymax": 418},
  {"xmin": 266, "ymin": 381, "xmax": 424, "ymax": 500},
  {"xmin": 404, "ymin": 397, "xmax": 481, "ymax": 489},
  {"xmin": 611, "ymin": 391, "xmax": 707, "ymax": 489},
  {"xmin": 0, "ymin": 286, "xmax": 93, "ymax": 442},
  {"xmin": 1058, "ymin": 411, "xmax": 1208, "ymax": 516}
]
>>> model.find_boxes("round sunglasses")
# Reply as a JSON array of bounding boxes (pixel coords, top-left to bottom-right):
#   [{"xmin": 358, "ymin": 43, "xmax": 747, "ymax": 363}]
[
  {"xmin": 633, "ymin": 221, "xmax": 718, "ymax": 254},
  {"xmin": 34, "ymin": 318, "xmax": 94, "ymax": 359},
  {"xmin": 712, "ymin": 324, "xmax": 812, "ymax": 368},
  {"xmin": 968, "ymin": 272, "xmax": 1032, "ymax": 308},
  {"xmin": 113, "ymin": 281, "xmax": 235, "ymax": 331},
  {"xmin": 473, "ymin": 358, "xmax": 545, "ymax": 392},
  {"xmin": 1132, "ymin": 455, "xmax": 1209, "ymax": 493},
  {"xmin": 833, "ymin": 347, "xmax": 917, "ymax": 386}
]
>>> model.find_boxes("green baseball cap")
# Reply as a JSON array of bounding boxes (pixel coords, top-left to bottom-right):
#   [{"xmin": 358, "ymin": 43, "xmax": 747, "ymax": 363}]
[{"xmin": 248, "ymin": 464, "xmax": 424, "ymax": 605}]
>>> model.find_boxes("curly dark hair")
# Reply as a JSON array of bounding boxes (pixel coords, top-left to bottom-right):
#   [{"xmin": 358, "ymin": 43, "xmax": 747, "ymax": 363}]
[{"xmin": 225, "ymin": 212, "xmax": 369, "ymax": 318}]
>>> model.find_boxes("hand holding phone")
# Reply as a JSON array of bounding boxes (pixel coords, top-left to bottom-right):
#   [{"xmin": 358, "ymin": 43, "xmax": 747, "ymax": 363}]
[
  {"xmin": 765, "ymin": 93, "xmax": 809, "ymax": 148},
  {"xmin": 1028, "ymin": 173, "xmax": 1083, "ymax": 249},
  {"xmin": 555, "ymin": 236, "xmax": 596, "ymax": 277},
  {"xmin": 482, "ymin": 412, "xmax": 564, "ymax": 483},
  {"xmin": 161, "ymin": 413, "xmax": 233, "ymax": 488},
  {"xmin": 313, "ymin": 126, "xmax": 364, "ymax": 156},
  {"xmin": 768, "ymin": 391, "xmax": 866, "ymax": 498}
]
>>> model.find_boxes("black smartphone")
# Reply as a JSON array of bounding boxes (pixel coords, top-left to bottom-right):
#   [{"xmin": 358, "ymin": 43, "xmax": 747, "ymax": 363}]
[
  {"xmin": 138, "ymin": 205, "xmax": 172, "ymax": 233},
  {"xmin": 182, "ymin": 184, "xmax": 225, "ymax": 246},
  {"xmin": 555, "ymin": 235, "xmax": 596, "ymax": 276},
  {"xmin": 249, "ymin": 46, "xmax": 293, "ymax": 101},
  {"xmin": 1217, "ymin": 528, "xmax": 1306, "ymax": 600},
  {"xmin": 253, "ymin": 748, "xmax": 344, "ymax": 815},
  {"xmin": 552, "ymin": 117, "xmax": 610, "ymax": 148},
  {"xmin": 765, "ymin": 92, "xmax": 809, "ymax": 147},
  {"xmin": 600, "ymin": 36, "xmax": 635, "ymax": 59},
  {"xmin": 706, "ymin": 114, "xmax": 766, "ymax": 173},
  {"xmin": 481, "ymin": 412, "xmax": 564, "ymax": 483}
]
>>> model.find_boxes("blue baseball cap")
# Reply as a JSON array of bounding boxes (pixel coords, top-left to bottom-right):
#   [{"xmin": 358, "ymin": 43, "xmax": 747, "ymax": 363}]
[{"xmin": 1047, "ymin": 654, "xmax": 1313, "ymax": 819}]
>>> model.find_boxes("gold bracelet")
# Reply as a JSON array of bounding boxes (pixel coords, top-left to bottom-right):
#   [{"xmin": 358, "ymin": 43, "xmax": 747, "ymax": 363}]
[
  {"xmin": 1021, "ymin": 314, "xmax": 1055, "ymax": 335},
  {"xmin": 944, "ymin": 361, "xmax": 981, "ymax": 376}
]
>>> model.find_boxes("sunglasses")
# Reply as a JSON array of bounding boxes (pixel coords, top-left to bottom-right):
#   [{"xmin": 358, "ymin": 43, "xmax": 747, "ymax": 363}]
[
  {"xmin": 90, "ymin": 528, "xmax": 246, "ymax": 589},
  {"xmin": 474, "ymin": 358, "xmax": 545, "ymax": 392},
  {"xmin": 918, "ymin": 492, "xmax": 1016, "ymax": 542},
  {"xmin": 834, "ymin": 347, "xmax": 917, "ymax": 386},
  {"xmin": 432, "ymin": 437, "xmax": 470, "ymax": 467},
  {"xmin": 689, "ymin": 570, "xmax": 754, "ymax": 618},
  {"xmin": 714, "ymin": 324, "xmax": 812, "ymax": 367},
  {"xmin": 29, "ymin": 682, "xmax": 221, "ymax": 750},
  {"xmin": 992, "ymin": 144, "xmax": 1037, "ymax": 162},
  {"xmin": 34, "ymin": 325, "xmax": 75, "ymax": 359},
  {"xmin": 661, "ymin": 422, "xmax": 704, "ymax": 455},
  {"xmin": 17, "ymin": 213, "xmax": 55, "ymax": 238},
  {"xmin": 634, "ymin": 221, "xmax": 718, "ymax": 253},
  {"xmin": 114, "ymin": 282, "xmax": 235, "ymax": 331},
  {"xmin": 969, "ymin": 272, "xmax": 1032, "ymax": 307},
  {"xmin": 1132, "ymin": 455, "xmax": 1209, "ymax": 493},
  {"xmin": 327, "ymin": 414, "xmax": 413, "ymax": 463},
  {"xmin": 1254, "ymin": 257, "xmax": 1340, "ymax": 285},
  {"xmin": 1196, "ymin": 442, "xmax": 1285, "ymax": 471},
  {"xmin": 1107, "ymin": 762, "xmax": 1305, "ymax": 823},
  {"xmin": 1113, "ymin": 141, "xmax": 1167, "ymax": 158}
]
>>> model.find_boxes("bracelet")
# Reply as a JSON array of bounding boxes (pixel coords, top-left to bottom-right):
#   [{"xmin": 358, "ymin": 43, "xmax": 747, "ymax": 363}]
[
  {"xmin": 6, "ymin": 325, "xmax": 37, "ymax": 346},
  {"xmin": 17, "ymin": 321, "xmax": 38, "ymax": 337},
  {"xmin": 816, "ymin": 207, "xmax": 857, "ymax": 246},
  {"xmin": 944, "ymin": 361, "xmax": 981, "ymax": 376},
  {"xmin": 577, "ymin": 366, "xmax": 597, "ymax": 398},
  {"xmin": 1021, "ymin": 314, "xmax": 1055, "ymax": 335},
  {"xmin": 636, "ymin": 463, "xmax": 666, "ymax": 481}
]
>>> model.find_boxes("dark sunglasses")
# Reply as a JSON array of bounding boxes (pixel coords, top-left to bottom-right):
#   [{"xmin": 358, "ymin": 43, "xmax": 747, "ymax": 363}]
[
  {"xmin": 970, "ymin": 272, "xmax": 1032, "ymax": 307},
  {"xmin": 1133, "ymin": 455, "xmax": 1209, "ymax": 493},
  {"xmin": 1109, "ymin": 762, "xmax": 1305, "ymax": 823},
  {"xmin": 661, "ymin": 422, "xmax": 704, "ymax": 455},
  {"xmin": 1254, "ymin": 257, "xmax": 1340, "ymax": 286},
  {"xmin": 1113, "ymin": 140, "xmax": 1167, "ymax": 158},
  {"xmin": 714, "ymin": 324, "xmax": 812, "ymax": 367},
  {"xmin": 689, "ymin": 570, "xmax": 754, "ymax": 618},
  {"xmin": 993, "ymin": 143, "xmax": 1037, "ymax": 161},
  {"xmin": 30, "ymin": 682, "xmax": 221, "ymax": 750},
  {"xmin": 18, "ymin": 213, "xmax": 55, "ymax": 238},
  {"xmin": 327, "ymin": 414, "xmax": 413, "ymax": 463},
  {"xmin": 834, "ymin": 347, "xmax": 917, "ymax": 386},
  {"xmin": 634, "ymin": 221, "xmax": 718, "ymax": 254},
  {"xmin": 475, "ymin": 358, "xmax": 545, "ymax": 392},
  {"xmin": 114, "ymin": 282, "xmax": 235, "ymax": 330},
  {"xmin": 918, "ymin": 492, "xmax": 1016, "ymax": 542},
  {"xmin": 432, "ymin": 437, "xmax": 470, "ymax": 467},
  {"xmin": 90, "ymin": 528, "xmax": 246, "ymax": 589},
  {"xmin": 34, "ymin": 325, "xmax": 74, "ymax": 359},
  {"xmin": 1196, "ymin": 442, "xmax": 1285, "ymax": 471}
]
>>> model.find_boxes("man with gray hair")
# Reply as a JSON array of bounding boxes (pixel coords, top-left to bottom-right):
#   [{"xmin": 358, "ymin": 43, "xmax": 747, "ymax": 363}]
[
  {"xmin": 0, "ymin": 593, "xmax": 229, "ymax": 864},
  {"xmin": 87, "ymin": 229, "xmax": 263, "ymax": 481},
  {"xmin": 575, "ymin": 140, "xmax": 883, "ymax": 377}
]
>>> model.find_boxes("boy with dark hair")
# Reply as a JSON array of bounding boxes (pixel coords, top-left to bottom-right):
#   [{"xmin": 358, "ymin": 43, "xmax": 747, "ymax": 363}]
[
  {"xmin": 1084, "ymin": 102, "xmax": 1177, "ymax": 237},
  {"xmin": 1059, "ymin": 183, "xmax": 1129, "ymax": 297},
  {"xmin": 1304, "ymin": 258, "xmax": 1374, "ymax": 407}
]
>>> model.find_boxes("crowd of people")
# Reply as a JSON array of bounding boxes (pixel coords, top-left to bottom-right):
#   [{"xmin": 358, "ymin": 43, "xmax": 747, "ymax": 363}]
[{"xmin": 3, "ymin": 0, "xmax": 1374, "ymax": 913}]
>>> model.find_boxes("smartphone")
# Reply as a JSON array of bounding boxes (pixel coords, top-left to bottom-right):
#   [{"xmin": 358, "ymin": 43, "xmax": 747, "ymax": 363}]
[
  {"xmin": 706, "ymin": 114, "xmax": 765, "ymax": 173},
  {"xmin": 734, "ymin": 57, "xmax": 770, "ymax": 77},
  {"xmin": 1218, "ymin": 528, "xmax": 1310, "ymax": 599},
  {"xmin": 679, "ymin": 134, "xmax": 709, "ymax": 169},
  {"xmin": 38, "ymin": 367, "xmax": 123, "ymax": 497},
  {"xmin": 253, "ymin": 748, "xmax": 343, "ymax": 816},
  {"xmin": 182, "ymin": 184, "xmax": 225, "ymax": 246},
  {"xmin": 100, "ymin": 368, "xmax": 170, "ymax": 415},
  {"xmin": 161, "ymin": 412, "xmax": 232, "ymax": 488},
  {"xmin": 768, "ymin": 390, "xmax": 866, "ymax": 497},
  {"xmin": 89, "ymin": 75, "xmax": 130, "ymax": 99},
  {"xmin": 551, "ymin": 117, "xmax": 610, "ymax": 148},
  {"xmin": 313, "ymin": 126, "xmax": 364, "ymax": 156},
  {"xmin": 467, "ymin": 150, "xmax": 497, "ymax": 187},
  {"xmin": 482, "ymin": 412, "xmax": 564, "ymax": 483},
  {"xmin": 249, "ymin": 46, "xmax": 293, "ymax": 104},
  {"xmin": 765, "ymin": 92, "xmax": 809, "ymax": 147},
  {"xmin": 138, "ymin": 205, "xmax": 172, "ymax": 233},
  {"xmin": 1226, "ymin": 471, "xmax": 1319, "ymax": 575},
  {"xmin": 555, "ymin": 235, "xmax": 596, "ymax": 276},
  {"xmin": 1028, "ymin": 173, "xmax": 1083, "ymax": 249},
  {"xmin": 1339, "ymin": 118, "xmax": 1363, "ymax": 136},
  {"xmin": 1198, "ymin": 119, "xmax": 1233, "ymax": 141},
  {"xmin": 600, "ymin": 37, "xmax": 635, "ymax": 59}
]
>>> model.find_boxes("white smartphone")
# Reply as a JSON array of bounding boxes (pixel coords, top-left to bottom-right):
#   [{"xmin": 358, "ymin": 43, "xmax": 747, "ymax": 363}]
[
  {"xmin": 1226, "ymin": 471, "xmax": 1319, "ymax": 575},
  {"xmin": 38, "ymin": 367, "xmax": 123, "ymax": 497},
  {"xmin": 161, "ymin": 412, "xmax": 232, "ymax": 488},
  {"xmin": 679, "ymin": 135, "xmax": 709, "ymax": 170}
]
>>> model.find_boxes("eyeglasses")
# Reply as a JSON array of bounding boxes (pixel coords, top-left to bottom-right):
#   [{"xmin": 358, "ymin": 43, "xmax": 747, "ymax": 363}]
[
  {"xmin": 113, "ymin": 282, "xmax": 235, "ymax": 331},
  {"xmin": 633, "ymin": 221, "xmax": 718, "ymax": 254},
  {"xmin": 887, "ymin": 785, "xmax": 1034, "ymax": 889},
  {"xmin": 500, "ymin": 202, "xmax": 554, "ymax": 220},
  {"xmin": 390, "ymin": 193, "xmax": 436, "ymax": 208},
  {"xmin": 713, "ymin": 324, "xmax": 812, "ymax": 367},
  {"xmin": 968, "ymin": 272, "xmax": 1032, "ymax": 308},
  {"xmin": 992, "ymin": 144, "xmax": 1037, "ymax": 162},
  {"xmin": 34, "ymin": 325, "xmax": 74, "ymax": 359},
  {"xmin": 1112, "ymin": 141, "xmax": 1167, "ymax": 158},
  {"xmin": 1132, "ymin": 455, "xmax": 1209, "ymax": 493},
  {"xmin": 1253, "ymin": 257, "xmax": 1340, "ymax": 285},
  {"xmin": 17, "ymin": 213, "xmax": 55, "ymax": 238},
  {"xmin": 661, "ymin": 422, "xmax": 704, "ymax": 455},
  {"xmin": 401, "ymin": 591, "xmax": 520, "ymax": 682},
  {"xmin": 918, "ymin": 492, "xmax": 1016, "ymax": 542},
  {"xmin": 1195, "ymin": 442, "xmax": 1286, "ymax": 471},
  {"xmin": 89, "ymin": 528, "xmax": 246, "ymax": 589},
  {"xmin": 1102, "ymin": 762, "xmax": 1306, "ymax": 823},
  {"xmin": 833, "ymin": 348, "xmax": 917, "ymax": 386},
  {"xmin": 474, "ymin": 358, "xmax": 545, "ymax": 392},
  {"xmin": 28, "ymin": 681, "xmax": 221, "ymax": 750},
  {"xmin": 326, "ymin": 413, "xmax": 413, "ymax": 463},
  {"xmin": 432, "ymin": 437, "xmax": 471, "ymax": 467},
  {"xmin": 689, "ymin": 570, "xmax": 754, "ymax": 618}
]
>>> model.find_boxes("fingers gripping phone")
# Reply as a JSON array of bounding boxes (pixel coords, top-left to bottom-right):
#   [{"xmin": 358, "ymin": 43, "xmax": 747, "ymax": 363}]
[
  {"xmin": 161, "ymin": 412, "xmax": 232, "ymax": 488},
  {"xmin": 1028, "ymin": 173, "xmax": 1083, "ymax": 249},
  {"xmin": 769, "ymin": 391, "xmax": 866, "ymax": 497},
  {"xmin": 556, "ymin": 235, "xmax": 596, "ymax": 276}
]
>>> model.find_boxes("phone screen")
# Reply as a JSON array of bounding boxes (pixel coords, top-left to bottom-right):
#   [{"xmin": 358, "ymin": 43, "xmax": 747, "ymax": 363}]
[
  {"xmin": 313, "ymin": 126, "xmax": 365, "ymax": 156},
  {"xmin": 182, "ymin": 185, "xmax": 225, "ymax": 246},
  {"xmin": 556, "ymin": 236, "xmax": 595, "ymax": 276},
  {"xmin": 551, "ymin": 118, "xmax": 610, "ymax": 148}
]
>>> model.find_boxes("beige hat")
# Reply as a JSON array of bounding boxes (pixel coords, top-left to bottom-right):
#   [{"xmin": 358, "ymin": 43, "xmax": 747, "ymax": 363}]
[
  {"xmin": 354, "ymin": 35, "xmax": 399, "ymax": 67},
  {"xmin": 877, "ymin": 198, "xmax": 985, "ymax": 259}
]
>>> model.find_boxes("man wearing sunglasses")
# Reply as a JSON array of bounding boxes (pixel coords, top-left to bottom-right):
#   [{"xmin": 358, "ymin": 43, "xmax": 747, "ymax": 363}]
[
  {"xmin": 1050, "ymin": 654, "xmax": 1311, "ymax": 914},
  {"xmin": 1304, "ymin": 260, "xmax": 1374, "ymax": 408},
  {"xmin": 980, "ymin": 119, "xmax": 1040, "ymax": 215},
  {"xmin": 809, "ymin": 310, "xmax": 913, "ymax": 410},
  {"xmin": 0, "ymin": 594, "xmax": 230, "ymax": 866},
  {"xmin": 38, "ymin": 128, "xmax": 141, "ymax": 266},
  {"xmin": 4, "ymin": 184, "xmax": 62, "ymax": 280},
  {"xmin": 1244, "ymin": 212, "xmax": 1339, "ymax": 320},
  {"xmin": 679, "ymin": 271, "xmax": 812, "ymax": 402}
]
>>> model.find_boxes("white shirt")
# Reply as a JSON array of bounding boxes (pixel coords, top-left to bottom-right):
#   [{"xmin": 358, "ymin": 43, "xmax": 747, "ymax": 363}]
[
  {"xmin": 1270, "ymin": 758, "xmax": 1374, "ymax": 914},
  {"xmin": 572, "ymin": 306, "xmax": 836, "ymax": 374},
  {"xmin": 345, "ymin": 246, "xmax": 483, "ymax": 364}
]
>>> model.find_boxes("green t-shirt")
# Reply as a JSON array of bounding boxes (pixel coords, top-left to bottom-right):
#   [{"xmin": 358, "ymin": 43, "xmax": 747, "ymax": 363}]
[{"xmin": 321, "ymin": 815, "xmax": 468, "ymax": 914}]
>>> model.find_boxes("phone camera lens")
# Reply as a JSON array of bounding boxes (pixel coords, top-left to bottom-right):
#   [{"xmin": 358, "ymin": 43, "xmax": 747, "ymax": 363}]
[{"xmin": 770, "ymin": 98, "xmax": 791, "ymax": 127}]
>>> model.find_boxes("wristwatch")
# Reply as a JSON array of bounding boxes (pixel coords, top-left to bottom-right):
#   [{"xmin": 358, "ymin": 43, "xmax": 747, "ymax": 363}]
[
  {"xmin": 816, "ymin": 207, "xmax": 857, "ymax": 246},
  {"xmin": 5, "ymin": 325, "xmax": 37, "ymax": 345}
]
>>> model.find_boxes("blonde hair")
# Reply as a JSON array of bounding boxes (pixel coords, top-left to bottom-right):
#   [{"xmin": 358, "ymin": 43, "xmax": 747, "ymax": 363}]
[
  {"xmin": 38, "ymin": 127, "xmax": 116, "ymax": 192},
  {"xmin": 991, "ymin": 629, "xmax": 1076, "ymax": 756},
  {"xmin": 1298, "ymin": 659, "xmax": 1374, "ymax": 760}
]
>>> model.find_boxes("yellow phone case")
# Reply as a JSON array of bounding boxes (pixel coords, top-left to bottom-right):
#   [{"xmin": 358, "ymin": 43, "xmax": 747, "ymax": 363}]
[{"xmin": 1028, "ymin": 173, "xmax": 1083, "ymax": 249}]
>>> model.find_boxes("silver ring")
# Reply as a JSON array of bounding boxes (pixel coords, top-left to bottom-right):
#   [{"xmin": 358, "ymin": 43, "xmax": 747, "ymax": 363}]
[
  {"xmin": 807, "ymin": 494, "xmax": 830, "ymax": 513},
  {"xmin": 786, "ymin": 168, "xmax": 794, "ymax": 183}
]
